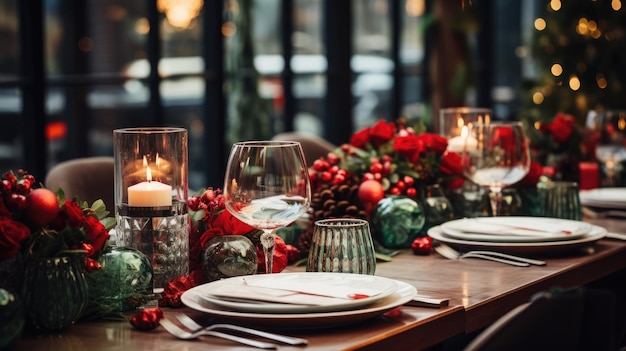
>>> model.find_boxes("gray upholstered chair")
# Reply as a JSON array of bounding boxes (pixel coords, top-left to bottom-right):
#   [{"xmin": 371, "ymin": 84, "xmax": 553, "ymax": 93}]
[{"xmin": 45, "ymin": 156, "xmax": 115, "ymax": 210}]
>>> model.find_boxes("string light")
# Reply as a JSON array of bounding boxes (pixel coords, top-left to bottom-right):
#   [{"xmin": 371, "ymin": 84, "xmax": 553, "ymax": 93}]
[
  {"xmin": 569, "ymin": 75, "xmax": 581, "ymax": 91},
  {"xmin": 535, "ymin": 18, "xmax": 547, "ymax": 31},
  {"xmin": 551, "ymin": 63, "xmax": 563, "ymax": 76}
]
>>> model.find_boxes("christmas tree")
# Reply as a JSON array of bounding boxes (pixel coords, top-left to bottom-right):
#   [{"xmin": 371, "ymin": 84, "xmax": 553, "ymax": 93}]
[
  {"xmin": 520, "ymin": 0, "xmax": 626, "ymax": 124},
  {"xmin": 519, "ymin": 0, "xmax": 626, "ymax": 180}
]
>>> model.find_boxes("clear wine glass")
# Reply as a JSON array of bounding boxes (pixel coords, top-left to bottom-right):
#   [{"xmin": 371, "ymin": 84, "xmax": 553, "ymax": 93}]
[
  {"xmin": 462, "ymin": 121, "xmax": 530, "ymax": 217},
  {"xmin": 595, "ymin": 110, "xmax": 626, "ymax": 187},
  {"xmin": 223, "ymin": 141, "xmax": 311, "ymax": 273}
]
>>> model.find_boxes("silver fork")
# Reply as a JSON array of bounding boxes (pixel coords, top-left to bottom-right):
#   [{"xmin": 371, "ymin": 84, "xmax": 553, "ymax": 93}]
[
  {"xmin": 433, "ymin": 242, "xmax": 546, "ymax": 267},
  {"xmin": 174, "ymin": 313, "xmax": 308, "ymax": 346},
  {"xmin": 159, "ymin": 318, "xmax": 278, "ymax": 349}
]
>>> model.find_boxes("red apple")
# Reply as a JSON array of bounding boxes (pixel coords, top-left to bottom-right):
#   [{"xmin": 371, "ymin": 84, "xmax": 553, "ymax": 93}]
[
  {"xmin": 358, "ymin": 180, "xmax": 385, "ymax": 205},
  {"xmin": 23, "ymin": 188, "xmax": 60, "ymax": 227}
]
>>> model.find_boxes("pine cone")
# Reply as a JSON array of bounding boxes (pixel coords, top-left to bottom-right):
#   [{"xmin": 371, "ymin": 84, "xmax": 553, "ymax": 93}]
[{"xmin": 310, "ymin": 183, "xmax": 368, "ymax": 220}]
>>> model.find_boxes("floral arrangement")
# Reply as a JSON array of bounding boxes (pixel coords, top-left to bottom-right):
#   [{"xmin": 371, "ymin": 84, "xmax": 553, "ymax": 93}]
[
  {"xmin": 525, "ymin": 112, "xmax": 587, "ymax": 180},
  {"xmin": 310, "ymin": 119, "xmax": 463, "ymax": 206},
  {"xmin": 0, "ymin": 169, "xmax": 115, "ymax": 272}
]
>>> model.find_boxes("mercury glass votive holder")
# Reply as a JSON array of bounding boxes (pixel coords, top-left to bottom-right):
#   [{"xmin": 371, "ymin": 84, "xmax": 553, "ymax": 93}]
[{"xmin": 113, "ymin": 127, "xmax": 189, "ymax": 293}]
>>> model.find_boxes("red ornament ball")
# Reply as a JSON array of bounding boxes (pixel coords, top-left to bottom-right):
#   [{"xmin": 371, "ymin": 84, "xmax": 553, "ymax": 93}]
[
  {"xmin": 23, "ymin": 188, "xmax": 60, "ymax": 227},
  {"xmin": 411, "ymin": 236, "xmax": 433, "ymax": 255},
  {"xmin": 358, "ymin": 180, "xmax": 385, "ymax": 205}
]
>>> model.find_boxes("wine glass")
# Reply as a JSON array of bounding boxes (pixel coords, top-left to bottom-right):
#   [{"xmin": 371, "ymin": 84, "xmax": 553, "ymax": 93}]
[
  {"xmin": 462, "ymin": 121, "xmax": 530, "ymax": 217},
  {"xmin": 595, "ymin": 110, "xmax": 626, "ymax": 187},
  {"xmin": 223, "ymin": 141, "xmax": 311, "ymax": 273}
]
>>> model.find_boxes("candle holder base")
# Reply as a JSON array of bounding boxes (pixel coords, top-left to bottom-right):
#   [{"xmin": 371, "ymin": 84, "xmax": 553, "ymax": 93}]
[{"xmin": 115, "ymin": 200, "xmax": 189, "ymax": 293}]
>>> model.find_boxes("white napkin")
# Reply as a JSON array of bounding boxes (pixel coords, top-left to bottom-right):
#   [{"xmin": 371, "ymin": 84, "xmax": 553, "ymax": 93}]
[
  {"xmin": 204, "ymin": 275, "xmax": 385, "ymax": 306},
  {"xmin": 443, "ymin": 218, "xmax": 581, "ymax": 237}
]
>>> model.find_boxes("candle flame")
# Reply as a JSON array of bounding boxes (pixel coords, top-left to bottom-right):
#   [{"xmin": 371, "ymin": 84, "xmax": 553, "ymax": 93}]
[
  {"xmin": 143, "ymin": 155, "xmax": 148, "ymax": 167},
  {"xmin": 146, "ymin": 167, "xmax": 153, "ymax": 182},
  {"xmin": 156, "ymin": 153, "xmax": 161, "ymax": 168},
  {"xmin": 461, "ymin": 126, "xmax": 469, "ymax": 138},
  {"xmin": 456, "ymin": 116, "xmax": 464, "ymax": 129}
]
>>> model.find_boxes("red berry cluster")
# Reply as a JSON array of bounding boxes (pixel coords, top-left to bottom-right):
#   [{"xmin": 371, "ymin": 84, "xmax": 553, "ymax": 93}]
[
  {"xmin": 187, "ymin": 187, "xmax": 225, "ymax": 221},
  {"xmin": 311, "ymin": 153, "xmax": 350, "ymax": 186},
  {"xmin": 360, "ymin": 155, "xmax": 418, "ymax": 198},
  {"xmin": 0, "ymin": 170, "xmax": 35, "ymax": 211}
]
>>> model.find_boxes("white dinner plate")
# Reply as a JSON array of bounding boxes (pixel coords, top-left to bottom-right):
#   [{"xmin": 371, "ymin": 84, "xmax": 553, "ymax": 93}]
[
  {"xmin": 190, "ymin": 272, "xmax": 398, "ymax": 313},
  {"xmin": 181, "ymin": 275, "xmax": 417, "ymax": 330},
  {"xmin": 428, "ymin": 224, "xmax": 606, "ymax": 256},
  {"xmin": 440, "ymin": 217, "xmax": 592, "ymax": 243},
  {"xmin": 580, "ymin": 188, "xmax": 626, "ymax": 209}
]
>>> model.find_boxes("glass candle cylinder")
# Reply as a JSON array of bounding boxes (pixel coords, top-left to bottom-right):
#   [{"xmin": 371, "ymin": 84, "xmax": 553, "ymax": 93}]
[
  {"xmin": 307, "ymin": 218, "xmax": 376, "ymax": 275},
  {"xmin": 113, "ymin": 127, "xmax": 189, "ymax": 293},
  {"xmin": 439, "ymin": 107, "xmax": 492, "ymax": 153}
]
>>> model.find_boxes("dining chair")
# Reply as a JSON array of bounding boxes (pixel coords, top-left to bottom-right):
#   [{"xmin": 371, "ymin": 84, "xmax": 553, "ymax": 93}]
[
  {"xmin": 463, "ymin": 287, "xmax": 621, "ymax": 351},
  {"xmin": 45, "ymin": 156, "xmax": 115, "ymax": 209},
  {"xmin": 271, "ymin": 132, "xmax": 336, "ymax": 166}
]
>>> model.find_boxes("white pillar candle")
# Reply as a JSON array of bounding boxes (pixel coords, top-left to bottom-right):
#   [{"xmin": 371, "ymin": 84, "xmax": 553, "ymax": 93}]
[
  {"xmin": 446, "ymin": 126, "xmax": 478, "ymax": 153},
  {"xmin": 128, "ymin": 167, "xmax": 172, "ymax": 207}
]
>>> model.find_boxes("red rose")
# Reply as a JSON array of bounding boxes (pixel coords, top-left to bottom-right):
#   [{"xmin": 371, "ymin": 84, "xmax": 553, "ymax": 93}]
[
  {"xmin": 517, "ymin": 161, "xmax": 543, "ymax": 187},
  {"xmin": 393, "ymin": 135, "xmax": 424, "ymax": 163},
  {"xmin": 492, "ymin": 125, "xmax": 518, "ymax": 154},
  {"xmin": 439, "ymin": 151, "xmax": 463, "ymax": 175},
  {"xmin": 417, "ymin": 133, "xmax": 448, "ymax": 155},
  {"xmin": 61, "ymin": 200, "xmax": 86, "ymax": 228},
  {"xmin": 444, "ymin": 176, "xmax": 465, "ymax": 190},
  {"xmin": 350, "ymin": 128, "xmax": 370, "ymax": 149},
  {"xmin": 208, "ymin": 210, "xmax": 255, "ymax": 236},
  {"xmin": 548, "ymin": 113, "xmax": 575, "ymax": 144},
  {"xmin": 369, "ymin": 120, "xmax": 396, "ymax": 147},
  {"xmin": 0, "ymin": 218, "xmax": 30, "ymax": 260},
  {"xmin": 84, "ymin": 215, "xmax": 110, "ymax": 255}
]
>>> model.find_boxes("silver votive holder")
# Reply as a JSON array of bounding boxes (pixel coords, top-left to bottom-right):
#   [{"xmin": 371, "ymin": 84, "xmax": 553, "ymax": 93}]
[{"xmin": 113, "ymin": 127, "xmax": 189, "ymax": 293}]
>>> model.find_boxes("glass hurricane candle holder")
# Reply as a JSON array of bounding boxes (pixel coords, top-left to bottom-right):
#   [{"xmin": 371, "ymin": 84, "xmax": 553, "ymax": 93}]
[
  {"xmin": 439, "ymin": 107, "xmax": 492, "ymax": 153},
  {"xmin": 113, "ymin": 127, "xmax": 189, "ymax": 293}
]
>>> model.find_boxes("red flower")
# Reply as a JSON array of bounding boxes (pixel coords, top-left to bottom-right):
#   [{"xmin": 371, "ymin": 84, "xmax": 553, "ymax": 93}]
[
  {"xmin": 517, "ymin": 161, "xmax": 543, "ymax": 187},
  {"xmin": 439, "ymin": 151, "xmax": 463, "ymax": 176},
  {"xmin": 61, "ymin": 200, "xmax": 86, "ymax": 228},
  {"xmin": 83, "ymin": 215, "xmax": 110, "ymax": 256},
  {"xmin": 0, "ymin": 218, "xmax": 30, "ymax": 260},
  {"xmin": 369, "ymin": 120, "xmax": 396, "ymax": 147},
  {"xmin": 393, "ymin": 135, "xmax": 424, "ymax": 163},
  {"xmin": 350, "ymin": 128, "xmax": 370, "ymax": 149},
  {"xmin": 159, "ymin": 274, "xmax": 200, "ymax": 308},
  {"xmin": 548, "ymin": 113, "xmax": 575, "ymax": 144},
  {"xmin": 417, "ymin": 133, "xmax": 448, "ymax": 155}
]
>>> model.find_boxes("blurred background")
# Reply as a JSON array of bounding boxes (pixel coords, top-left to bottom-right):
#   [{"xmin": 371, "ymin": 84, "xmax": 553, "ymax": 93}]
[{"xmin": 1, "ymin": 0, "xmax": 625, "ymax": 189}]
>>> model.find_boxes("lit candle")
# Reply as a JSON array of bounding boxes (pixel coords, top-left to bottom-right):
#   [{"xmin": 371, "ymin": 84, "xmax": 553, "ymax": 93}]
[
  {"xmin": 446, "ymin": 126, "xmax": 477, "ymax": 153},
  {"xmin": 128, "ymin": 166, "xmax": 172, "ymax": 207}
]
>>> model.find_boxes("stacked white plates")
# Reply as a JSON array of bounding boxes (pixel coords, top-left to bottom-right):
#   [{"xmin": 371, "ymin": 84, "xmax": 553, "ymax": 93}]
[
  {"xmin": 181, "ymin": 272, "xmax": 417, "ymax": 329},
  {"xmin": 428, "ymin": 217, "xmax": 606, "ymax": 256},
  {"xmin": 580, "ymin": 188, "xmax": 626, "ymax": 209}
]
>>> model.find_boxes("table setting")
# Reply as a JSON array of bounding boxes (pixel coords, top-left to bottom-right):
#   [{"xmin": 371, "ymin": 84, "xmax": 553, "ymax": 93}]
[{"xmin": 3, "ymin": 111, "xmax": 626, "ymax": 351}]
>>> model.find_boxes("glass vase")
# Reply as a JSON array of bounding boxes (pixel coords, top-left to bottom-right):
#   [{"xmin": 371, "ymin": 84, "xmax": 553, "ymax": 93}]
[
  {"xmin": 421, "ymin": 184, "xmax": 455, "ymax": 233},
  {"xmin": 21, "ymin": 256, "xmax": 88, "ymax": 332},
  {"xmin": 201, "ymin": 235, "xmax": 258, "ymax": 282},
  {"xmin": 85, "ymin": 245, "xmax": 153, "ymax": 317},
  {"xmin": 372, "ymin": 195, "xmax": 425, "ymax": 249}
]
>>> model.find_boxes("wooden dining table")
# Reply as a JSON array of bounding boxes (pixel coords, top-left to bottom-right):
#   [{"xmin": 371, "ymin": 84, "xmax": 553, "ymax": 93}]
[{"xmin": 16, "ymin": 217, "xmax": 626, "ymax": 351}]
